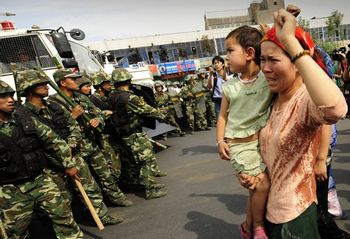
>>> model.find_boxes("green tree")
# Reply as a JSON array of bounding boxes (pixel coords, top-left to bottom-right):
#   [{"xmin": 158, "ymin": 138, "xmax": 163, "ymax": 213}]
[
  {"xmin": 298, "ymin": 17, "xmax": 310, "ymax": 31},
  {"xmin": 326, "ymin": 10, "xmax": 344, "ymax": 40},
  {"xmin": 318, "ymin": 41, "xmax": 338, "ymax": 54}
]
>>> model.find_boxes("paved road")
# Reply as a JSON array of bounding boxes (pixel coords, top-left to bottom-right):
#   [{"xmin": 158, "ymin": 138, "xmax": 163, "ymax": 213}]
[{"xmin": 79, "ymin": 119, "xmax": 350, "ymax": 239}]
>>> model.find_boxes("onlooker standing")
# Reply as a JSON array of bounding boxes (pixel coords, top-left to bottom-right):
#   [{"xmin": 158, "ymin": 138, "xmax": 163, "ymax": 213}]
[{"xmin": 208, "ymin": 56, "xmax": 229, "ymax": 118}]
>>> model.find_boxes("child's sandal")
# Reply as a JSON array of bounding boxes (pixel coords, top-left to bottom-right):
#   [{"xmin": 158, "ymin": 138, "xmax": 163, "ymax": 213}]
[
  {"xmin": 253, "ymin": 227, "xmax": 268, "ymax": 239},
  {"xmin": 239, "ymin": 223, "xmax": 252, "ymax": 239}
]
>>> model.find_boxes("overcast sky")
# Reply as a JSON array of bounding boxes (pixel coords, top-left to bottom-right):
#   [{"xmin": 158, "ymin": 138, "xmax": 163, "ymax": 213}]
[{"xmin": 1, "ymin": 0, "xmax": 349, "ymax": 43}]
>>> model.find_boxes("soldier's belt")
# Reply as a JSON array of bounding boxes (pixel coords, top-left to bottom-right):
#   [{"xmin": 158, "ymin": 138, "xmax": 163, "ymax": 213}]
[
  {"xmin": 170, "ymin": 97, "xmax": 179, "ymax": 102},
  {"xmin": 195, "ymin": 92, "xmax": 206, "ymax": 98}
]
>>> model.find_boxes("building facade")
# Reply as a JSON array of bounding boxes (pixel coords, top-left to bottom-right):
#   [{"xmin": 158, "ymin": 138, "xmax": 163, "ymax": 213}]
[
  {"xmin": 204, "ymin": 0, "xmax": 285, "ymax": 30},
  {"xmin": 87, "ymin": 0, "xmax": 350, "ymax": 74}
]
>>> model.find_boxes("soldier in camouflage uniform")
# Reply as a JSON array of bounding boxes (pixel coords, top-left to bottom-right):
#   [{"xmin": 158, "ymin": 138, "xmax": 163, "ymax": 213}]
[
  {"xmin": 180, "ymin": 75, "xmax": 196, "ymax": 133},
  {"xmin": 76, "ymin": 74, "xmax": 92, "ymax": 95},
  {"xmin": 197, "ymin": 68, "xmax": 216, "ymax": 127},
  {"xmin": 16, "ymin": 69, "xmax": 123, "ymax": 225},
  {"xmin": 167, "ymin": 81, "xmax": 184, "ymax": 119},
  {"xmin": 191, "ymin": 74, "xmax": 209, "ymax": 130},
  {"xmin": 48, "ymin": 69, "xmax": 131, "ymax": 207},
  {"xmin": 88, "ymin": 71, "xmax": 132, "ymax": 205},
  {"xmin": 108, "ymin": 68, "xmax": 167, "ymax": 199},
  {"xmin": 154, "ymin": 81, "xmax": 185, "ymax": 136},
  {"xmin": 0, "ymin": 80, "xmax": 83, "ymax": 238}
]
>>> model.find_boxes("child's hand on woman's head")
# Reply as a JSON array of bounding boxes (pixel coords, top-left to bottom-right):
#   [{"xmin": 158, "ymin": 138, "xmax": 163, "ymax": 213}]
[{"xmin": 259, "ymin": 24, "xmax": 270, "ymax": 34}]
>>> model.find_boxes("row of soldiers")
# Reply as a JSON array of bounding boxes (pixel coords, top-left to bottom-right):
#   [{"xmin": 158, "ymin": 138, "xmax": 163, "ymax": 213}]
[
  {"xmin": 153, "ymin": 68, "xmax": 216, "ymax": 136},
  {"xmin": 0, "ymin": 67, "xmax": 169, "ymax": 238}
]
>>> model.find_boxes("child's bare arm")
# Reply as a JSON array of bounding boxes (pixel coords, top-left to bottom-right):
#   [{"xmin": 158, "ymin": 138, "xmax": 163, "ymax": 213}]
[{"xmin": 217, "ymin": 96, "xmax": 230, "ymax": 160}]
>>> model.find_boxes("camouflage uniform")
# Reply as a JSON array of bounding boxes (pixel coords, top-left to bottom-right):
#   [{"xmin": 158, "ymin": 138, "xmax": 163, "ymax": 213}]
[
  {"xmin": 89, "ymin": 72, "xmax": 131, "ymax": 206},
  {"xmin": 0, "ymin": 80, "xmax": 83, "ymax": 238},
  {"xmin": 108, "ymin": 68, "xmax": 167, "ymax": 199},
  {"xmin": 191, "ymin": 78, "xmax": 209, "ymax": 130},
  {"xmin": 22, "ymin": 101, "xmax": 114, "ymax": 220},
  {"xmin": 48, "ymin": 69, "xmax": 128, "ymax": 206},
  {"xmin": 180, "ymin": 76, "xmax": 196, "ymax": 132},
  {"xmin": 167, "ymin": 82, "xmax": 184, "ymax": 118},
  {"xmin": 16, "ymin": 69, "xmax": 122, "ymax": 224},
  {"xmin": 154, "ymin": 82, "xmax": 184, "ymax": 136},
  {"xmin": 198, "ymin": 68, "xmax": 216, "ymax": 127},
  {"xmin": 198, "ymin": 68, "xmax": 216, "ymax": 126}
]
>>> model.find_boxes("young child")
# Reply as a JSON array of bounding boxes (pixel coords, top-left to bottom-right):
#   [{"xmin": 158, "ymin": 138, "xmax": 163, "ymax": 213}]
[{"xmin": 216, "ymin": 25, "xmax": 273, "ymax": 239}]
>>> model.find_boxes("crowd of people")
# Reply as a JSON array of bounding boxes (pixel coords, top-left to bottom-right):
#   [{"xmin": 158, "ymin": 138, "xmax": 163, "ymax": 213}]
[{"xmin": 0, "ymin": 67, "xmax": 177, "ymax": 238}]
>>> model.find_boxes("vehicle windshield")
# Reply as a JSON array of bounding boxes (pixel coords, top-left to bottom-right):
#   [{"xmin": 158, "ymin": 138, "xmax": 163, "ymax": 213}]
[{"xmin": 69, "ymin": 41, "xmax": 103, "ymax": 74}]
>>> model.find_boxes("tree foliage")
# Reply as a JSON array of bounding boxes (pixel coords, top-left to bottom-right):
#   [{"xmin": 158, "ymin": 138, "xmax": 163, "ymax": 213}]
[
  {"xmin": 298, "ymin": 17, "xmax": 310, "ymax": 31},
  {"xmin": 326, "ymin": 11, "xmax": 344, "ymax": 40},
  {"xmin": 317, "ymin": 41, "xmax": 339, "ymax": 54}
]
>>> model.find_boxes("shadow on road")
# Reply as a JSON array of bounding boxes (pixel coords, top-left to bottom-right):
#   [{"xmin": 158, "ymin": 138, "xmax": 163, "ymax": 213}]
[
  {"xmin": 184, "ymin": 211, "xmax": 238, "ymax": 239},
  {"xmin": 332, "ymin": 168, "xmax": 350, "ymax": 185},
  {"xmin": 180, "ymin": 145, "xmax": 217, "ymax": 156},
  {"xmin": 332, "ymin": 155, "xmax": 350, "ymax": 163},
  {"xmin": 190, "ymin": 193, "xmax": 248, "ymax": 216},
  {"xmin": 337, "ymin": 128, "xmax": 350, "ymax": 135},
  {"xmin": 337, "ymin": 190, "xmax": 350, "ymax": 204},
  {"xmin": 334, "ymin": 143, "xmax": 350, "ymax": 154}
]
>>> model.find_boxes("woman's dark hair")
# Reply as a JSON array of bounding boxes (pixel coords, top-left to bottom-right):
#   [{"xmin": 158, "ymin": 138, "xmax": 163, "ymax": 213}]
[
  {"xmin": 212, "ymin": 55, "xmax": 225, "ymax": 65},
  {"xmin": 225, "ymin": 25, "xmax": 263, "ymax": 65}
]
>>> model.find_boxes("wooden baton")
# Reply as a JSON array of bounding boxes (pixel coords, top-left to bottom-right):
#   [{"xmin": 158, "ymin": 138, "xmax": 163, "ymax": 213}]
[{"xmin": 74, "ymin": 179, "xmax": 104, "ymax": 230}]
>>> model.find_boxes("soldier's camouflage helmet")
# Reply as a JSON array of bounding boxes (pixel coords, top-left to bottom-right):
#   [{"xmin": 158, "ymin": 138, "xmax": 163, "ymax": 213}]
[
  {"xmin": 76, "ymin": 75, "xmax": 91, "ymax": 88},
  {"xmin": 17, "ymin": 69, "xmax": 51, "ymax": 94},
  {"xmin": 53, "ymin": 69, "xmax": 83, "ymax": 83},
  {"xmin": 165, "ymin": 81, "xmax": 173, "ymax": 87},
  {"xmin": 197, "ymin": 68, "xmax": 207, "ymax": 74},
  {"xmin": 154, "ymin": 81, "xmax": 164, "ymax": 87},
  {"xmin": 184, "ymin": 74, "xmax": 195, "ymax": 82},
  {"xmin": 90, "ymin": 71, "xmax": 111, "ymax": 86},
  {"xmin": 111, "ymin": 68, "xmax": 132, "ymax": 83},
  {"xmin": 0, "ymin": 80, "xmax": 15, "ymax": 94}
]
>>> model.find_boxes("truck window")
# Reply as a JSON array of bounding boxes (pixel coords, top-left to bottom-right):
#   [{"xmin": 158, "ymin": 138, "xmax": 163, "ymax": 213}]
[
  {"xmin": 0, "ymin": 35, "xmax": 55, "ymax": 75},
  {"xmin": 69, "ymin": 41, "xmax": 103, "ymax": 73}
]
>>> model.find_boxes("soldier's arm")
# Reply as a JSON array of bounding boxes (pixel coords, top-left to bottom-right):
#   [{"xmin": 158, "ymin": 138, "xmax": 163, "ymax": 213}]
[
  {"xmin": 32, "ymin": 117, "xmax": 75, "ymax": 169},
  {"xmin": 129, "ymin": 94, "xmax": 165, "ymax": 121},
  {"xmin": 80, "ymin": 94, "xmax": 105, "ymax": 127},
  {"xmin": 60, "ymin": 103, "xmax": 83, "ymax": 147}
]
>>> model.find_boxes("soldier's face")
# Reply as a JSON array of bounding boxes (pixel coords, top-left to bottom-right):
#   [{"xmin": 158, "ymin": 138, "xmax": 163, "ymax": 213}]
[
  {"xmin": 33, "ymin": 83, "xmax": 49, "ymax": 97},
  {"xmin": 0, "ymin": 93, "xmax": 15, "ymax": 113},
  {"xmin": 62, "ymin": 78, "xmax": 79, "ymax": 91},
  {"xmin": 155, "ymin": 86, "xmax": 163, "ymax": 92},
  {"xmin": 101, "ymin": 82, "xmax": 112, "ymax": 92},
  {"xmin": 79, "ymin": 84, "xmax": 91, "ymax": 95}
]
